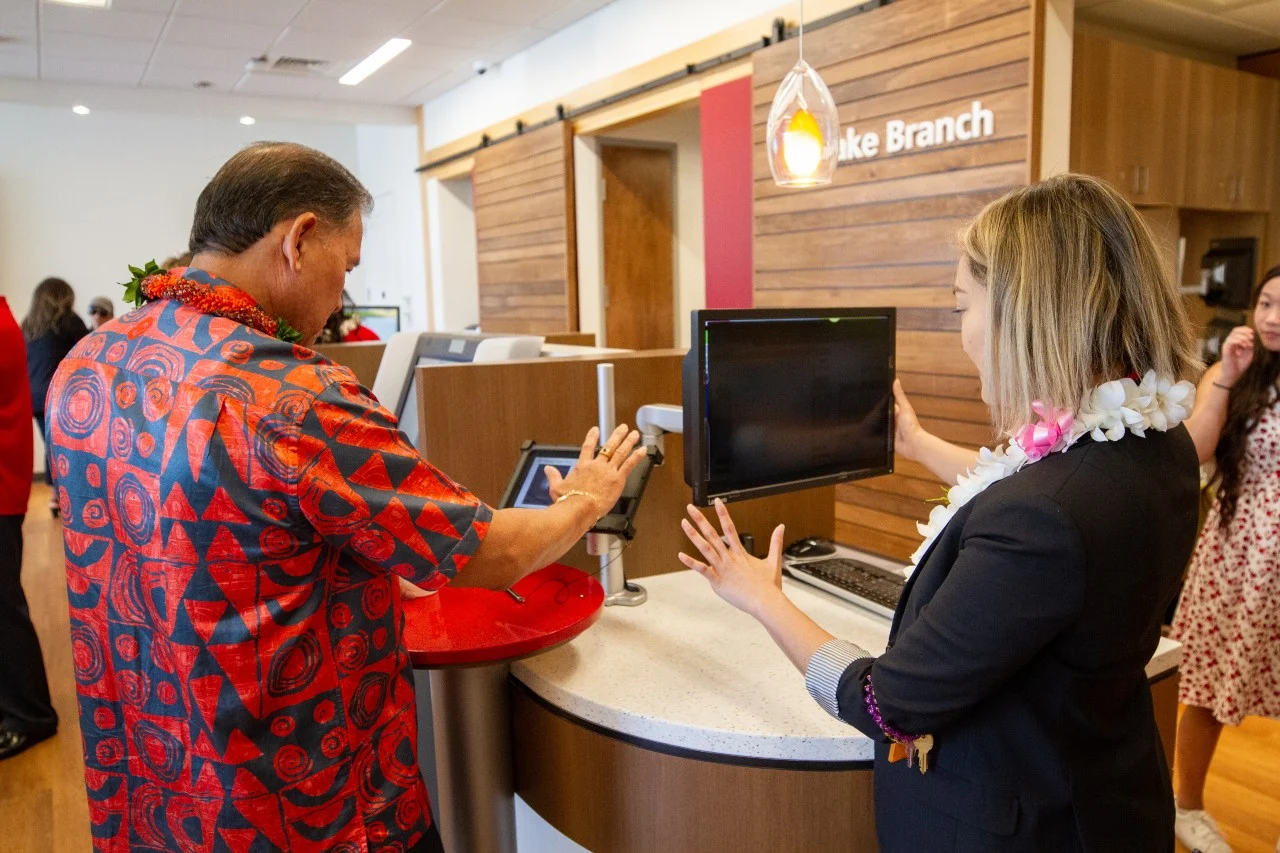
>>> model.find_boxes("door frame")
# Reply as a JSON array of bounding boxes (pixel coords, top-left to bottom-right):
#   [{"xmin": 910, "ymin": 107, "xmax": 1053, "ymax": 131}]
[{"xmin": 575, "ymin": 135, "xmax": 681, "ymax": 348}]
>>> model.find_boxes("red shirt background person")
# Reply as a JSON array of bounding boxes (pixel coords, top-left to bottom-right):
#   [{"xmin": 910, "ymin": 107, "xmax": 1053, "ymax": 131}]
[
  {"xmin": 0, "ymin": 296, "xmax": 59, "ymax": 760},
  {"xmin": 47, "ymin": 142, "xmax": 644, "ymax": 853}
]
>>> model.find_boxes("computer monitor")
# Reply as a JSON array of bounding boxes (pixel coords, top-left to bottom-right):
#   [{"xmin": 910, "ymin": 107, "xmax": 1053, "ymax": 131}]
[
  {"xmin": 683, "ymin": 308, "xmax": 895, "ymax": 506},
  {"xmin": 350, "ymin": 305, "xmax": 401, "ymax": 339}
]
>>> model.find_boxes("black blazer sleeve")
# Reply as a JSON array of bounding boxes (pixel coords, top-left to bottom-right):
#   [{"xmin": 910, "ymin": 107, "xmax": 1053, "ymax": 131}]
[{"xmin": 834, "ymin": 492, "xmax": 1087, "ymax": 737}]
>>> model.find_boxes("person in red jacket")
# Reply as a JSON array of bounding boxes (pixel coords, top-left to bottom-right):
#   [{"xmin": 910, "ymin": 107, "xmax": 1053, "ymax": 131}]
[{"xmin": 0, "ymin": 296, "xmax": 59, "ymax": 759}]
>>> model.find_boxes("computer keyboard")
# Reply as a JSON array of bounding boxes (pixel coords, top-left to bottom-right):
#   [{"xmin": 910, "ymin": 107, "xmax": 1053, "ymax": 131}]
[{"xmin": 785, "ymin": 557, "xmax": 906, "ymax": 619}]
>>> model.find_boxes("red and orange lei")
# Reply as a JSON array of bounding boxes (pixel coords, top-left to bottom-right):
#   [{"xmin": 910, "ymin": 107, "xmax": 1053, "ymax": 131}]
[{"xmin": 121, "ymin": 261, "xmax": 302, "ymax": 343}]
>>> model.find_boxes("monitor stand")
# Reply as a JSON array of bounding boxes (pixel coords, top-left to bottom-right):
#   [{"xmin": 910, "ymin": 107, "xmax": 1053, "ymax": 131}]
[{"xmin": 596, "ymin": 363, "xmax": 647, "ymax": 607}]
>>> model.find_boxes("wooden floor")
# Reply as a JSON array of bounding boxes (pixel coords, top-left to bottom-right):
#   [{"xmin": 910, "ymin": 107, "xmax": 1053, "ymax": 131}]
[{"xmin": 3, "ymin": 484, "xmax": 1278, "ymax": 852}]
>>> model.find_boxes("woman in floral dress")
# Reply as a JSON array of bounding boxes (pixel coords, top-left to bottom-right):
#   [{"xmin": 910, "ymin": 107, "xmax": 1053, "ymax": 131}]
[{"xmin": 1173, "ymin": 265, "xmax": 1280, "ymax": 853}]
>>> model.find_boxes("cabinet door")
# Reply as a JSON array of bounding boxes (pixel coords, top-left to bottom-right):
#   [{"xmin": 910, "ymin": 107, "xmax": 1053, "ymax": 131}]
[
  {"xmin": 1184, "ymin": 62, "xmax": 1241, "ymax": 210},
  {"xmin": 1071, "ymin": 31, "xmax": 1133, "ymax": 195},
  {"xmin": 1234, "ymin": 72, "xmax": 1277, "ymax": 212},
  {"xmin": 1126, "ymin": 43, "xmax": 1188, "ymax": 205},
  {"xmin": 1070, "ymin": 32, "xmax": 1188, "ymax": 205}
]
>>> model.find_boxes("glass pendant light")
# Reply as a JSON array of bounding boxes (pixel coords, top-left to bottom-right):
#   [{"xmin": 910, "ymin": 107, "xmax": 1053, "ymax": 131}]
[{"xmin": 766, "ymin": 0, "xmax": 839, "ymax": 188}]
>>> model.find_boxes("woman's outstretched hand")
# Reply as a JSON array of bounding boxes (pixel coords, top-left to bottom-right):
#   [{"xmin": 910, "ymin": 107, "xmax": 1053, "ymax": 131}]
[{"xmin": 679, "ymin": 498, "xmax": 786, "ymax": 618}]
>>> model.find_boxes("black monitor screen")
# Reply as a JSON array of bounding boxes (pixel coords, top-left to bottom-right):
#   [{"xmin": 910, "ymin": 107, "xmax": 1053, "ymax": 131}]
[{"xmin": 685, "ymin": 309, "xmax": 895, "ymax": 504}]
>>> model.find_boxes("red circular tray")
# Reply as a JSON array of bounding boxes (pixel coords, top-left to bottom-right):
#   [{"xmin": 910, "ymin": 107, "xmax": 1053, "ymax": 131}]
[{"xmin": 402, "ymin": 563, "xmax": 604, "ymax": 668}]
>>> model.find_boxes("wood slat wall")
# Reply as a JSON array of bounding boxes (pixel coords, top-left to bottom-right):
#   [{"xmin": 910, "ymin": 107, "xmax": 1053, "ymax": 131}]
[
  {"xmin": 473, "ymin": 121, "xmax": 579, "ymax": 334},
  {"xmin": 752, "ymin": 0, "xmax": 1036, "ymax": 560}
]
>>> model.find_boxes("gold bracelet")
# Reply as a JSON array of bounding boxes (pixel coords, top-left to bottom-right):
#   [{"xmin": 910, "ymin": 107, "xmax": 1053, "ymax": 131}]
[{"xmin": 556, "ymin": 490, "xmax": 600, "ymax": 512}]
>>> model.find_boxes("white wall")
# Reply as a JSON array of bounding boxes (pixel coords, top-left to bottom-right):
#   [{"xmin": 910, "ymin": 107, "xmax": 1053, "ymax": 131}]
[
  {"xmin": 1, "ymin": 101, "xmax": 421, "ymax": 472},
  {"xmin": 576, "ymin": 108, "xmax": 705, "ymax": 348},
  {"xmin": 421, "ymin": 0, "xmax": 808, "ymax": 150},
  {"xmin": 356, "ymin": 124, "xmax": 430, "ymax": 332},
  {"xmin": 426, "ymin": 177, "xmax": 480, "ymax": 332}
]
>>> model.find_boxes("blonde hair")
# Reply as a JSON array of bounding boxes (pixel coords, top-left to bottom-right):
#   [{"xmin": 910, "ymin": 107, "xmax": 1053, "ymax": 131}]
[{"xmin": 961, "ymin": 174, "xmax": 1201, "ymax": 437}]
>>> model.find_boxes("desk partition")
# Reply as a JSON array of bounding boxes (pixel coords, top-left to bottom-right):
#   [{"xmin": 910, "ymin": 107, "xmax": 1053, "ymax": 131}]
[{"xmin": 412, "ymin": 348, "xmax": 836, "ymax": 578}]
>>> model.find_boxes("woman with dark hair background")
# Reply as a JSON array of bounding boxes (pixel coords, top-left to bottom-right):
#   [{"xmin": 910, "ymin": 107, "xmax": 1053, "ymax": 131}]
[
  {"xmin": 21, "ymin": 277, "xmax": 88, "ymax": 517},
  {"xmin": 1173, "ymin": 265, "xmax": 1280, "ymax": 853}
]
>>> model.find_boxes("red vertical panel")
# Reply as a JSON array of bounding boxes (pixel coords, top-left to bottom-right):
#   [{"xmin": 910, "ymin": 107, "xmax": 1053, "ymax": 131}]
[{"xmin": 700, "ymin": 77, "xmax": 754, "ymax": 309}]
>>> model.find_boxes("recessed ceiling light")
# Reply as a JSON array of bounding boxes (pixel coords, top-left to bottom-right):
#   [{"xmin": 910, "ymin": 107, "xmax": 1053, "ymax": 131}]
[
  {"xmin": 340, "ymin": 38, "xmax": 411, "ymax": 86},
  {"xmin": 239, "ymin": 115, "xmax": 256, "ymax": 126},
  {"xmin": 72, "ymin": 104, "xmax": 90, "ymax": 115},
  {"xmin": 45, "ymin": 0, "xmax": 112, "ymax": 8}
]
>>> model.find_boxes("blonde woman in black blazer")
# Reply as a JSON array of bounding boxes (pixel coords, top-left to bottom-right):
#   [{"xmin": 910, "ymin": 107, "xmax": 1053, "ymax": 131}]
[{"xmin": 680, "ymin": 174, "xmax": 1203, "ymax": 852}]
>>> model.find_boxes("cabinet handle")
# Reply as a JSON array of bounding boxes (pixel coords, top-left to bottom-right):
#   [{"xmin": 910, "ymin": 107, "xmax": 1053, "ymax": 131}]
[
  {"xmin": 1237, "ymin": 176, "xmax": 1245, "ymax": 205},
  {"xmin": 1130, "ymin": 166, "xmax": 1141, "ymax": 196},
  {"xmin": 1140, "ymin": 166, "xmax": 1150, "ymax": 195}
]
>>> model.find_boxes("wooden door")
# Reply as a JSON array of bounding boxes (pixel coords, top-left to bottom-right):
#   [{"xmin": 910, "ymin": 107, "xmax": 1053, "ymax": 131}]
[
  {"xmin": 601, "ymin": 144, "xmax": 675, "ymax": 351},
  {"xmin": 1234, "ymin": 72, "xmax": 1277, "ymax": 212},
  {"xmin": 1185, "ymin": 62, "xmax": 1241, "ymax": 210}
]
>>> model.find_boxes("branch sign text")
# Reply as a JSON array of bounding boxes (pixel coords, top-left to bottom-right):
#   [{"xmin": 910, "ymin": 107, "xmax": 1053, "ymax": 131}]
[{"xmin": 838, "ymin": 100, "xmax": 995, "ymax": 163}]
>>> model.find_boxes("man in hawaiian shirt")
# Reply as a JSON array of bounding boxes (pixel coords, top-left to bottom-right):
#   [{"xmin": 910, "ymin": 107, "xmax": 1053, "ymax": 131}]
[{"xmin": 46, "ymin": 142, "xmax": 643, "ymax": 853}]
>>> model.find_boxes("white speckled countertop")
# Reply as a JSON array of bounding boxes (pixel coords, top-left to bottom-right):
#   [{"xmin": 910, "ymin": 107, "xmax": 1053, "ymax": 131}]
[{"xmin": 511, "ymin": 568, "xmax": 1183, "ymax": 764}]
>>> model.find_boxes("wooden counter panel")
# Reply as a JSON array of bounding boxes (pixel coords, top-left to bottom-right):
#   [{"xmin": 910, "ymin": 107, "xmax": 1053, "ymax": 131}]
[
  {"xmin": 312, "ymin": 342, "xmax": 386, "ymax": 389},
  {"xmin": 511, "ymin": 683, "xmax": 880, "ymax": 853},
  {"xmin": 415, "ymin": 351, "xmax": 834, "ymax": 579}
]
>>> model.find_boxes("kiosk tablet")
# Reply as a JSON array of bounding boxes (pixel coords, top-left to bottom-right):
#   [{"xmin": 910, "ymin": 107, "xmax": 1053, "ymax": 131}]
[{"xmin": 498, "ymin": 441, "xmax": 661, "ymax": 540}]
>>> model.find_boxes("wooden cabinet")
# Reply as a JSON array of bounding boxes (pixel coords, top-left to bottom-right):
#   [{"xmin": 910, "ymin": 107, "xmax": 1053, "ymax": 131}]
[
  {"xmin": 1073, "ymin": 31, "xmax": 1278, "ymax": 213},
  {"xmin": 1235, "ymin": 71, "xmax": 1278, "ymax": 212},
  {"xmin": 1071, "ymin": 30, "xmax": 1189, "ymax": 206},
  {"xmin": 1183, "ymin": 59, "xmax": 1277, "ymax": 212}
]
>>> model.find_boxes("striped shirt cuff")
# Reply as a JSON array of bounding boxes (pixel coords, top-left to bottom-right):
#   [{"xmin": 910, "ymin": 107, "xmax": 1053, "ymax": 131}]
[{"xmin": 805, "ymin": 638, "xmax": 871, "ymax": 720}]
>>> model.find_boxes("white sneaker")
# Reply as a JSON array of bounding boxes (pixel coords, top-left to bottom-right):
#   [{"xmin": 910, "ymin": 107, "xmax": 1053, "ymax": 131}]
[{"xmin": 1175, "ymin": 808, "xmax": 1234, "ymax": 853}]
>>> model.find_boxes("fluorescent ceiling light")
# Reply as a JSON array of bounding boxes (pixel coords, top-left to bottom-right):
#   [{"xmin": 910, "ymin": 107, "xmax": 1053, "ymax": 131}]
[
  {"xmin": 239, "ymin": 115, "xmax": 256, "ymax": 125},
  {"xmin": 45, "ymin": 0, "xmax": 112, "ymax": 8},
  {"xmin": 72, "ymin": 104, "xmax": 90, "ymax": 115},
  {"xmin": 340, "ymin": 38, "xmax": 411, "ymax": 86}
]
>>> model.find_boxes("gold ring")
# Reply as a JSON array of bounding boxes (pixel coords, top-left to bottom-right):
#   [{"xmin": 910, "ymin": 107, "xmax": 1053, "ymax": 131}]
[{"xmin": 598, "ymin": 447, "xmax": 614, "ymax": 460}]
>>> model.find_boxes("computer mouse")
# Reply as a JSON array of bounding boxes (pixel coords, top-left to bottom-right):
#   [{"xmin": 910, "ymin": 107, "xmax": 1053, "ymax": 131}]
[{"xmin": 784, "ymin": 537, "xmax": 837, "ymax": 559}]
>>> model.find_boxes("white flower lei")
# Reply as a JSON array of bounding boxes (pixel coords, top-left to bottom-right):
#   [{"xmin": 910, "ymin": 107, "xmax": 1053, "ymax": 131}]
[{"xmin": 907, "ymin": 371, "xmax": 1196, "ymax": 574}]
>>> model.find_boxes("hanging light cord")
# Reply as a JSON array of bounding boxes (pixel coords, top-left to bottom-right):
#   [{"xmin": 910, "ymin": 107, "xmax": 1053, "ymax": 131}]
[{"xmin": 799, "ymin": 0, "xmax": 806, "ymax": 62}]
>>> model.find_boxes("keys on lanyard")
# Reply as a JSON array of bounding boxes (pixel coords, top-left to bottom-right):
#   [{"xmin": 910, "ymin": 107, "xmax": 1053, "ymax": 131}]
[{"xmin": 888, "ymin": 734, "xmax": 934, "ymax": 774}]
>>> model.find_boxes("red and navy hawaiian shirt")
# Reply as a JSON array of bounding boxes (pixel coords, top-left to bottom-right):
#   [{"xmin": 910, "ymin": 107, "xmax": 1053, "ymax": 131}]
[{"xmin": 47, "ymin": 270, "xmax": 491, "ymax": 852}]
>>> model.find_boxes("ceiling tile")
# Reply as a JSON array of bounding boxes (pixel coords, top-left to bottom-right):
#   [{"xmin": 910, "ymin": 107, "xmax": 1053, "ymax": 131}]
[
  {"xmin": 149, "ymin": 40, "xmax": 252, "ymax": 71},
  {"xmin": 289, "ymin": 0, "xmax": 430, "ymax": 37},
  {"xmin": 141, "ymin": 63, "xmax": 243, "ymax": 90},
  {"xmin": 1083, "ymin": 0, "xmax": 1280, "ymax": 52},
  {"xmin": 270, "ymin": 27, "xmax": 384, "ymax": 62},
  {"xmin": 0, "ymin": 2, "xmax": 38, "ymax": 37},
  {"xmin": 39, "ymin": 5, "xmax": 169, "ymax": 39},
  {"xmin": 174, "ymin": 0, "xmax": 309, "ymax": 27},
  {"xmin": 1225, "ymin": 0, "xmax": 1280, "ymax": 31},
  {"xmin": 40, "ymin": 32, "xmax": 157, "ymax": 63},
  {"xmin": 0, "ymin": 48, "xmax": 38, "ymax": 78},
  {"xmin": 533, "ymin": 0, "xmax": 616, "ymax": 32},
  {"xmin": 110, "ymin": 0, "xmax": 181, "ymax": 13},
  {"xmin": 483, "ymin": 27, "xmax": 553, "ymax": 61},
  {"xmin": 438, "ymin": 0, "xmax": 564, "ymax": 27},
  {"xmin": 164, "ymin": 15, "xmax": 278, "ymax": 50},
  {"xmin": 41, "ymin": 56, "xmax": 147, "ymax": 85},
  {"xmin": 403, "ymin": 12, "xmax": 526, "ymax": 50},
  {"xmin": 234, "ymin": 70, "xmax": 345, "ymax": 98}
]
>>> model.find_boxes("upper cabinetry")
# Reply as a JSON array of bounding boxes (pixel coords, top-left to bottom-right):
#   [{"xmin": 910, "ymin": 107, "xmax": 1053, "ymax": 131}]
[{"xmin": 1071, "ymin": 29, "xmax": 1278, "ymax": 213}]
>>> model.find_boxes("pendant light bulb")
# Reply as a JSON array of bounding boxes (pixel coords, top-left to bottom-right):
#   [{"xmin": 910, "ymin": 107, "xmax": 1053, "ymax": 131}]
[
  {"xmin": 768, "ymin": 59, "xmax": 839, "ymax": 188},
  {"xmin": 766, "ymin": 1, "xmax": 839, "ymax": 188}
]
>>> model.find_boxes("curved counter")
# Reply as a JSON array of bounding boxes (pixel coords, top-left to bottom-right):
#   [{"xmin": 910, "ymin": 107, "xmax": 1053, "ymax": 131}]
[{"xmin": 509, "ymin": 569, "xmax": 1183, "ymax": 853}]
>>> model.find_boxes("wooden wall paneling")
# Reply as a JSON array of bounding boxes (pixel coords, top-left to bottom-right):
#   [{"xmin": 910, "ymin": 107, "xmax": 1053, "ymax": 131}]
[
  {"xmin": 752, "ymin": 0, "xmax": 1033, "ymax": 560},
  {"xmin": 473, "ymin": 122, "xmax": 578, "ymax": 334},
  {"xmin": 511, "ymin": 684, "xmax": 880, "ymax": 853},
  {"xmin": 414, "ymin": 352, "xmax": 835, "ymax": 578}
]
